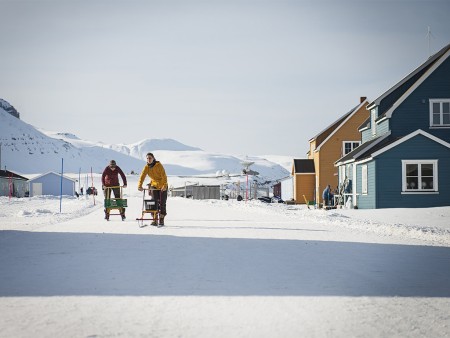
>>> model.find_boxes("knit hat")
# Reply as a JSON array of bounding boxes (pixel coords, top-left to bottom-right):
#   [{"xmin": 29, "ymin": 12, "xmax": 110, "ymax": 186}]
[{"xmin": 110, "ymin": 160, "xmax": 116, "ymax": 166}]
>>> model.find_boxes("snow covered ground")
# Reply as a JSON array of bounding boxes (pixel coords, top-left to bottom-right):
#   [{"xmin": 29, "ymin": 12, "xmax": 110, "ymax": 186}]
[{"xmin": 1, "ymin": 175, "xmax": 449, "ymax": 337}]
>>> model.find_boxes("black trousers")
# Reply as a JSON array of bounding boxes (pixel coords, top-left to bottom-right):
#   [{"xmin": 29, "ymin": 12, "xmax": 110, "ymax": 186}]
[
  {"xmin": 105, "ymin": 187, "xmax": 121, "ymax": 199},
  {"xmin": 149, "ymin": 189, "xmax": 167, "ymax": 216}
]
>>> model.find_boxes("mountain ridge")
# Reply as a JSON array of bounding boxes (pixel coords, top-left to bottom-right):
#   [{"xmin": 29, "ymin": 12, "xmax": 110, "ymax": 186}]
[{"xmin": 0, "ymin": 104, "xmax": 290, "ymax": 181}]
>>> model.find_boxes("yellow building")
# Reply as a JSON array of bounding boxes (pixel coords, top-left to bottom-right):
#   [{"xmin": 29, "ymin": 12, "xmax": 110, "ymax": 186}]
[{"xmin": 293, "ymin": 97, "xmax": 370, "ymax": 205}]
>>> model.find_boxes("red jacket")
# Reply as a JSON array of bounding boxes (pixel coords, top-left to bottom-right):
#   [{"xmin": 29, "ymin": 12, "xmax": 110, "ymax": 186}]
[{"xmin": 102, "ymin": 166, "xmax": 127, "ymax": 187}]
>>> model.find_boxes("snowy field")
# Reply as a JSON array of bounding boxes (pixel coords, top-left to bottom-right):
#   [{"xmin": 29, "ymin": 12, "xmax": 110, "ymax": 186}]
[{"xmin": 1, "ymin": 175, "xmax": 449, "ymax": 337}]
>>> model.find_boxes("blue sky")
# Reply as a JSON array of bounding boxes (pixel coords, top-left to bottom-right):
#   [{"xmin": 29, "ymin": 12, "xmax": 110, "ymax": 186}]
[{"xmin": 1, "ymin": 0, "xmax": 449, "ymax": 157}]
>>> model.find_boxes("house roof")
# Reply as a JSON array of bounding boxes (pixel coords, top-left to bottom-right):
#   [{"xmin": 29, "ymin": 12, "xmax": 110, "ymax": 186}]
[
  {"xmin": 358, "ymin": 116, "xmax": 371, "ymax": 131},
  {"xmin": 310, "ymin": 99, "xmax": 369, "ymax": 152},
  {"xmin": 0, "ymin": 169, "xmax": 28, "ymax": 180},
  {"xmin": 335, "ymin": 132, "xmax": 392, "ymax": 165},
  {"xmin": 368, "ymin": 43, "xmax": 450, "ymax": 121},
  {"xmin": 371, "ymin": 129, "xmax": 450, "ymax": 158},
  {"xmin": 28, "ymin": 171, "xmax": 77, "ymax": 182},
  {"xmin": 309, "ymin": 106, "xmax": 356, "ymax": 143},
  {"xmin": 336, "ymin": 130, "xmax": 450, "ymax": 166},
  {"xmin": 292, "ymin": 159, "xmax": 315, "ymax": 174}
]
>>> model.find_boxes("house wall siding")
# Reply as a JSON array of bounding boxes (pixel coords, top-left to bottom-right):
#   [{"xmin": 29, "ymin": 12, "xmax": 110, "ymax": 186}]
[
  {"xmin": 378, "ymin": 66, "xmax": 429, "ymax": 116},
  {"xmin": 361, "ymin": 129, "xmax": 372, "ymax": 143},
  {"xmin": 308, "ymin": 140, "xmax": 317, "ymax": 159},
  {"xmin": 356, "ymin": 161, "xmax": 376, "ymax": 209},
  {"xmin": 30, "ymin": 173, "xmax": 75, "ymax": 196},
  {"xmin": 376, "ymin": 119, "xmax": 390, "ymax": 137},
  {"xmin": 315, "ymin": 105, "xmax": 369, "ymax": 204},
  {"xmin": 375, "ymin": 135, "xmax": 450, "ymax": 208},
  {"xmin": 390, "ymin": 57, "xmax": 450, "ymax": 142},
  {"xmin": 294, "ymin": 174, "xmax": 315, "ymax": 203},
  {"xmin": 318, "ymin": 145, "xmax": 340, "ymax": 200}
]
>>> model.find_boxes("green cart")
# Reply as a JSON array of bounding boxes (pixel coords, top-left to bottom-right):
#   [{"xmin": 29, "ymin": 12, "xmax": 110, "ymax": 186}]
[{"xmin": 104, "ymin": 186, "xmax": 127, "ymax": 221}]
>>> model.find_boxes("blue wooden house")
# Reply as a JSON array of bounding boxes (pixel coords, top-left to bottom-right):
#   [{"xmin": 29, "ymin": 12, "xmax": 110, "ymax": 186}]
[{"xmin": 335, "ymin": 43, "xmax": 450, "ymax": 209}]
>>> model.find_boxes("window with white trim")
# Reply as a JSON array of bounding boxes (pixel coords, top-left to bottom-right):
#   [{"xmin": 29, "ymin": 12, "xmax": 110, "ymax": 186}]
[
  {"xmin": 402, "ymin": 160, "xmax": 438, "ymax": 192},
  {"xmin": 361, "ymin": 164, "xmax": 368, "ymax": 194},
  {"xmin": 343, "ymin": 141, "xmax": 361, "ymax": 155},
  {"xmin": 430, "ymin": 99, "xmax": 450, "ymax": 127}
]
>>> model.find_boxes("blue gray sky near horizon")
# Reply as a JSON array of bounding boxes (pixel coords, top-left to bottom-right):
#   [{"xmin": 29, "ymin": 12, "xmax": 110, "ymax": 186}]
[{"xmin": 1, "ymin": 0, "xmax": 449, "ymax": 157}]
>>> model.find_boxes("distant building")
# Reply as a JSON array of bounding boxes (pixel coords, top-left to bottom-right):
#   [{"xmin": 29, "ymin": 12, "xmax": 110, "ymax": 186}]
[
  {"xmin": 0, "ymin": 169, "xmax": 29, "ymax": 197},
  {"xmin": 28, "ymin": 171, "xmax": 76, "ymax": 197},
  {"xmin": 291, "ymin": 159, "xmax": 315, "ymax": 203},
  {"xmin": 279, "ymin": 176, "xmax": 294, "ymax": 202},
  {"xmin": 171, "ymin": 184, "xmax": 220, "ymax": 200}
]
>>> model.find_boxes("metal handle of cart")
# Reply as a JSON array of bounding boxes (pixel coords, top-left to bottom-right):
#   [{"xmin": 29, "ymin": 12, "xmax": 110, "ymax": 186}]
[
  {"xmin": 104, "ymin": 186, "xmax": 128, "ymax": 217},
  {"xmin": 104, "ymin": 185, "xmax": 126, "ymax": 197},
  {"xmin": 141, "ymin": 187, "xmax": 162, "ymax": 209},
  {"xmin": 136, "ymin": 187, "xmax": 162, "ymax": 227}
]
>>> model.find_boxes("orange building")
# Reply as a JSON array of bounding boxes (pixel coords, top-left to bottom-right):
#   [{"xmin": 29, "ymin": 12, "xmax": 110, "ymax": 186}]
[{"xmin": 293, "ymin": 97, "xmax": 370, "ymax": 205}]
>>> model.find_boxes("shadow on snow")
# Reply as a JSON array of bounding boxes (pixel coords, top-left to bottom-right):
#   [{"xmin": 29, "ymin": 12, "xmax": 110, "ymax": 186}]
[{"xmin": 1, "ymin": 230, "xmax": 449, "ymax": 298}]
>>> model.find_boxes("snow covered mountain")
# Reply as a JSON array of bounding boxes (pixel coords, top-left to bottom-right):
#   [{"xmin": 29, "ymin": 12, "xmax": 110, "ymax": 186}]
[{"xmin": 0, "ymin": 102, "xmax": 290, "ymax": 181}]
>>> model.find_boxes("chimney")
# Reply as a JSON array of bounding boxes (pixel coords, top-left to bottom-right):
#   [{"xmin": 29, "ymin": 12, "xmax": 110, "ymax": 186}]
[{"xmin": 360, "ymin": 96, "xmax": 367, "ymax": 103}]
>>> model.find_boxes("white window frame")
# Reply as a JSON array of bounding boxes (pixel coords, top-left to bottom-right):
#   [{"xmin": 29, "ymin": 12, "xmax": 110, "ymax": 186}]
[
  {"xmin": 401, "ymin": 160, "xmax": 439, "ymax": 194},
  {"xmin": 361, "ymin": 164, "xmax": 368, "ymax": 195},
  {"xmin": 429, "ymin": 99, "xmax": 450, "ymax": 128},
  {"xmin": 339, "ymin": 165, "xmax": 345, "ymax": 185},
  {"xmin": 371, "ymin": 108, "xmax": 377, "ymax": 137},
  {"xmin": 342, "ymin": 141, "xmax": 361, "ymax": 156}
]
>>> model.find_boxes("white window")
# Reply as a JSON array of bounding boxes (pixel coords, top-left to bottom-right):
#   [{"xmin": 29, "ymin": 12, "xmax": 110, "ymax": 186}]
[
  {"xmin": 402, "ymin": 160, "xmax": 438, "ymax": 192},
  {"xmin": 343, "ymin": 141, "xmax": 361, "ymax": 155},
  {"xmin": 430, "ymin": 99, "xmax": 450, "ymax": 127},
  {"xmin": 361, "ymin": 165, "xmax": 368, "ymax": 194}
]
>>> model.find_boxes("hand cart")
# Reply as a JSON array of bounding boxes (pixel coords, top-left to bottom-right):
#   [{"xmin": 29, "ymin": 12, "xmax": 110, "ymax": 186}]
[
  {"xmin": 136, "ymin": 188, "xmax": 163, "ymax": 227},
  {"xmin": 104, "ymin": 186, "xmax": 127, "ymax": 221}
]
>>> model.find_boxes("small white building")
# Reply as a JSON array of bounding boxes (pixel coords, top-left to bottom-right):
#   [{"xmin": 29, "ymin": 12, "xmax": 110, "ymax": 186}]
[
  {"xmin": 28, "ymin": 172, "xmax": 76, "ymax": 197},
  {"xmin": 280, "ymin": 176, "xmax": 294, "ymax": 201}
]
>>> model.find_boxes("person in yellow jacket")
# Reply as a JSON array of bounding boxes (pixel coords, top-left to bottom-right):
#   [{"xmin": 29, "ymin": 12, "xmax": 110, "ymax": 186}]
[{"xmin": 138, "ymin": 152, "xmax": 168, "ymax": 225}]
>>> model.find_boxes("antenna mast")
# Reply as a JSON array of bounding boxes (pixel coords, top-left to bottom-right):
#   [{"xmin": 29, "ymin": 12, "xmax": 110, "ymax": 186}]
[{"xmin": 426, "ymin": 26, "xmax": 434, "ymax": 57}]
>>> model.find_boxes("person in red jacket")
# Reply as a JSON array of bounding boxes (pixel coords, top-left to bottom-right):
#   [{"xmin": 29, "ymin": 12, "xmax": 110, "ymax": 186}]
[{"xmin": 102, "ymin": 160, "xmax": 127, "ymax": 219}]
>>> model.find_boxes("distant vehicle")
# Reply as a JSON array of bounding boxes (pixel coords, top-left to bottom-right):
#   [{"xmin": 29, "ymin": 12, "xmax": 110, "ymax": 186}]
[
  {"xmin": 258, "ymin": 196, "xmax": 284, "ymax": 204},
  {"xmin": 271, "ymin": 196, "xmax": 284, "ymax": 203},
  {"xmin": 86, "ymin": 187, "xmax": 98, "ymax": 195},
  {"xmin": 258, "ymin": 196, "xmax": 272, "ymax": 203}
]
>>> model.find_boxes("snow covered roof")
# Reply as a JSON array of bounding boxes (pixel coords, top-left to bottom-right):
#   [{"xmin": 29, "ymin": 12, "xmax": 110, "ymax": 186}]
[
  {"xmin": 0, "ymin": 169, "xmax": 28, "ymax": 180},
  {"xmin": 28, "ymin": 171, "xmax": 78, "ymax": 182}
]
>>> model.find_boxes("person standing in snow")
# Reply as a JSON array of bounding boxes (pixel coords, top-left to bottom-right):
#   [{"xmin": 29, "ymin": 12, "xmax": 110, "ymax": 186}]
[
  {"xmin": 102, "ymin": 160, "xmax": 127, "ymax": 219},
  {"xmin": 322, "ymin": 184, "xmax": 333, "ymax": 207},
  {"xmin": 138, "ymin": 153, "xmax": 168, "ymax": 226}
]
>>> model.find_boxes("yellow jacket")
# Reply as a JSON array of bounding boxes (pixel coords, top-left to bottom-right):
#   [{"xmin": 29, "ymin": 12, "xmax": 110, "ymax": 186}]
[{"xmin": 138, "ymin": 161, "xmax": 168, "ymax": 190}]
